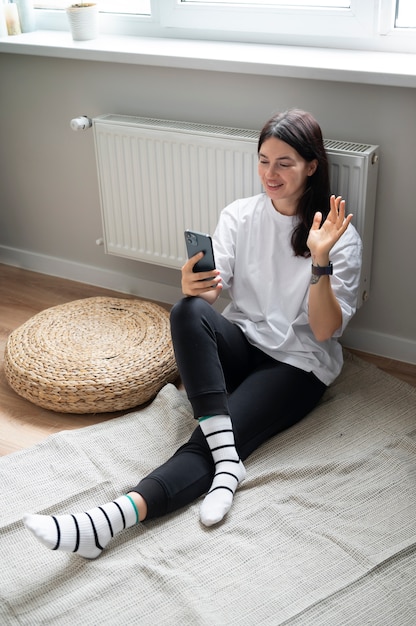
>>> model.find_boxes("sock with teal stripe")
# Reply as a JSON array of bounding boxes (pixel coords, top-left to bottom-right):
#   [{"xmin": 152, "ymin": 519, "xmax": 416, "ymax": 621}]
[
  {"xmin": 23, "ymin": 494, "xmax": 139, "ymax": 559},
  {"xmin": 199, "ymin": 414, "xmax": 246, "ymax": 527}
]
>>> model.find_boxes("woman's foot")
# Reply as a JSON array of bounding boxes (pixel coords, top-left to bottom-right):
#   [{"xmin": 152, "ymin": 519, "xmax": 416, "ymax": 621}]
[
  {"xmin": 198, "ymin": 415, "xmax": 246, "ymax": 526},
  {"xmin": 23, "ymin": 494, "xmax": 139, "ymax": 559}
]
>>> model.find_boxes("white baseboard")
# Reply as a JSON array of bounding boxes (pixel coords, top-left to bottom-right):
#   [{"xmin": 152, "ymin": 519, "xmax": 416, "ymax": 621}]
[
  {"xmin": 1, "ymin": 245, "xmax": 415, "ymax": 365},
  {"xmin": 0, "ymin": 245, "xmax": 183, "ymax": 306},
  {"xmin": 341, "ymin": 327, "xmax": 416, "ymax": 365}
]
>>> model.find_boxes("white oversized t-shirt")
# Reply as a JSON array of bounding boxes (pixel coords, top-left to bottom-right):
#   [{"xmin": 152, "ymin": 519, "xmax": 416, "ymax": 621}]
[{"xmin": 213, "ymin": 193, "xmax": 362, "ymax": 385}]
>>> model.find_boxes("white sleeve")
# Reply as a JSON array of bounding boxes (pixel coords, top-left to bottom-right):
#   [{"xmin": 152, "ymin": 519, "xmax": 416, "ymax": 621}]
[
  {"xmin": 212, "ymin": 201, "xmax": 240, "ymax": 290},
  {"xmin": 329, "ymin": 225, "xmax": 363, "ymax": 337}
]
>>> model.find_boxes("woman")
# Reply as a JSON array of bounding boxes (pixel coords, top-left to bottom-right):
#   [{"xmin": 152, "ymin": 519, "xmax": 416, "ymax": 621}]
[{"xmin": 24, "ymin": 109, "xmax": 362, "ymax": 558}]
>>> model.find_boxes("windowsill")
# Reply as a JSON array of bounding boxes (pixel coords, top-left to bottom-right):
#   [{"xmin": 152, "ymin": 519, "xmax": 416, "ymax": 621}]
[{"xmin": 1, "ymin": 30, "xmax": 416, "ymax": 88}]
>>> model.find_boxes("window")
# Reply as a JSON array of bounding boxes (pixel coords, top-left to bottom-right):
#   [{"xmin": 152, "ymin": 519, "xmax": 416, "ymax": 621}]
[
  {"xmin": 33, "ymin": 1, "xmax": 416, "ymax": 53},
  {"xmin": 378, "ymin": 0, "xmax": 416, "ymax": 46},
  {"xmin": 395, "ymin": 0, "xmax": 416, "ymax": 27}
]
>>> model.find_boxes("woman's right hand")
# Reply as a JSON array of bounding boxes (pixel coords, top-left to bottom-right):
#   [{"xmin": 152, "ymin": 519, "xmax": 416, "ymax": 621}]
[{"xmin": 181, "ymin": 252, "xmax": 222, "ymax": 303}]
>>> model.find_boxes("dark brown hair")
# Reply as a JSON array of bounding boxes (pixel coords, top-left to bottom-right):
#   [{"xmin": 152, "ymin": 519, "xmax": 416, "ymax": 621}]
[{"xmin": 258, "ymin": 109, "xmax": 330, "ymax": 257}]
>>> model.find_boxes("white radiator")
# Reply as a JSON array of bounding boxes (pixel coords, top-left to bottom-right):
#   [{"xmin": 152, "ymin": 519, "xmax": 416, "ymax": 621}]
[{"xmin": 93, "ymin": 114, "xmax": 379, "ymax": 307}]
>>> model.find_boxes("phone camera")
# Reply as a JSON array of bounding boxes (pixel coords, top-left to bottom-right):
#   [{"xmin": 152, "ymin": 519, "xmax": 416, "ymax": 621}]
[{"xmin": 186, "ymin": 232, "xmax": 198, "ymax": 246}]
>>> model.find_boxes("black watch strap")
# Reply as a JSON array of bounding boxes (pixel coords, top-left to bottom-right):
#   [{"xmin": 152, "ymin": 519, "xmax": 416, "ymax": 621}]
[
  {"xmin": 311, "ymin": 262, "xmax": 333, "ymax": 276},
  {"xmin": 310, "ymin": 262, "xmax": 333, "ymax": 284}
]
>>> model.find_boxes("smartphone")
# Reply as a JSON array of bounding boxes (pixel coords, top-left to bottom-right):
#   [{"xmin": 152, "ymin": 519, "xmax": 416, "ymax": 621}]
[{"xmin": 184, "ymin": 230, "xmax": 216, "ymax": 273}]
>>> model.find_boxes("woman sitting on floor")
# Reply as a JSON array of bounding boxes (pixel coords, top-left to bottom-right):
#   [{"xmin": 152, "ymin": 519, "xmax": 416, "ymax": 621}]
[{"xmin": 24, "ymin": 108, "xmax": 362, "ymax": 559}]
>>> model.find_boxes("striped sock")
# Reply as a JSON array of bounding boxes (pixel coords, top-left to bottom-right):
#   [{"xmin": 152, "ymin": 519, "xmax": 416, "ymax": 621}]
[
  {"xmin": 199, "ymin": 414, "xmax": 246, "ymax": 527},
  {"xmin": 23, "ymin": 495, "xmax": 139, "ymax": 559}
]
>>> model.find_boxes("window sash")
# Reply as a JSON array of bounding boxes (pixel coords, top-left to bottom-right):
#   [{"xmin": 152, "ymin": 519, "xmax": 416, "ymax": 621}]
[{"xmin": 160, "ymin": 0, "xmax": 375, "ymax": 39}]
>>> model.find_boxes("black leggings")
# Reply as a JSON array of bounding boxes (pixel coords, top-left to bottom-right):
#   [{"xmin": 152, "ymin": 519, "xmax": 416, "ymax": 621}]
[{"xmin": 132, "ymin": 297, "xmax": 326, "ymax": 519}]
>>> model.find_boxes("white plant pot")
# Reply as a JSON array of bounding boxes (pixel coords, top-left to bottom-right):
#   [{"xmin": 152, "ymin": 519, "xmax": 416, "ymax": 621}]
[{"xmin": 66, "ymin": 4, "xmax": 99, "ymax": 41}]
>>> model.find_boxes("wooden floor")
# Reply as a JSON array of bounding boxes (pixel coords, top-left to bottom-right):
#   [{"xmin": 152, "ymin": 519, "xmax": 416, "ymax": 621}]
[{"xmin": 1, "ymin": 263, "xmax": 415, "ymax": 457}]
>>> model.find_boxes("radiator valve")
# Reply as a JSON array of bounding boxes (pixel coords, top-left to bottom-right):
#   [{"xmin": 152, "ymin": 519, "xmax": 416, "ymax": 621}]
[{"xmin": 70, "ymin": 116, "xmax": 92, "ymax": 131}]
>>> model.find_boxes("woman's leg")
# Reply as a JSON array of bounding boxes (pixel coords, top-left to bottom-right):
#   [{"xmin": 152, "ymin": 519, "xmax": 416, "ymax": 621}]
[
  {"xmin": 169, "ymin": 296, "xmax": 255, "ymax": 416},
  {"xmin": 169, "ymin": 297, "xmax": 257, "ymax": 524},
  {"xmin": 228, "ymin": 359, "xmax": 327, "ymax": 460},
  {"xmin": 133, "ymin": 356, "xmax": 326, "ymax": 519}
]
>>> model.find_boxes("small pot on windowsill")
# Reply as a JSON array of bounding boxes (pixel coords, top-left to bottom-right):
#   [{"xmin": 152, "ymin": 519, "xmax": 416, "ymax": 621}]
[{"xmin": 66, "ymin": 3, "xmax": 99, "ymax": 41}]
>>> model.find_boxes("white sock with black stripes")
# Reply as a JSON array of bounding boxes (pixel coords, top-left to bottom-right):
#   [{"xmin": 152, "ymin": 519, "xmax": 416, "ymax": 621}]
[
  {"xmin": 199, "ymin": 414, "xmax": 246, "ymax": 527},
  {"xmin": 23, "ymin": 495, "xmax": 139, "ymax": 559}
]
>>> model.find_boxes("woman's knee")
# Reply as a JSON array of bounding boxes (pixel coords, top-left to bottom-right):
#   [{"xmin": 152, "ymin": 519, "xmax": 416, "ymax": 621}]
[{"xmin": 170, "ymin": 296, "xmax": 211, "ymax": 330}]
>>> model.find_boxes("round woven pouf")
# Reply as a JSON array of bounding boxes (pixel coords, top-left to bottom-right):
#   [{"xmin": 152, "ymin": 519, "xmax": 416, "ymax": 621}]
[{"xmin": 4, "ymin": 297, "xmax": 178, "ymax": 414}]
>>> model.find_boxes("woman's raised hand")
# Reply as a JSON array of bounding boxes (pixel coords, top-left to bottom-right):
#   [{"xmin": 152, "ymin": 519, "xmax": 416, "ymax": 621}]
[{"xmin": 307, "ymin": 195, "xmax": 353, "ymax": 263}]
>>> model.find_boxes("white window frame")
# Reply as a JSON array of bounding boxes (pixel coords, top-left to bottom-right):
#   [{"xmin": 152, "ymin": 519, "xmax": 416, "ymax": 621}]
[
  {"xmin": 33, "ymin": 0, "xmax": 416, "ymax": 54},
  {"xmin": 377, "ymin": 0, "xmax": 416, "ymax": 52},
  {"xmin": 160, "ymin": 0, "xmax": 375, "ymax": 40}
]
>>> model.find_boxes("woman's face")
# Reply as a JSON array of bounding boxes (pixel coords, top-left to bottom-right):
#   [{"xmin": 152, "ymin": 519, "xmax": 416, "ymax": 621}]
[{"xmin": 258, "ymin": 137, "xmax": 317, "ymax": 215}]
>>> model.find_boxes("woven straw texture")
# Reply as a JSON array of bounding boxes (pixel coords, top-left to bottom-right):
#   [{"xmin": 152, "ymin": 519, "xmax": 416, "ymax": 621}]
[
  {"xmin": 1, "ymin": 352, "xmax": 416, "ymax": 625},
  {"xmin": 4, "ymin": 296, "xmax": 178, "ymax": 413}
]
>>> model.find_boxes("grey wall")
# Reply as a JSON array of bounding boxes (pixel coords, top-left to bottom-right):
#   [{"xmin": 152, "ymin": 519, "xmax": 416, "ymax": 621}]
[{"xmin": 0, "ymin": 53, "xmax": 415, "ymax": 362}]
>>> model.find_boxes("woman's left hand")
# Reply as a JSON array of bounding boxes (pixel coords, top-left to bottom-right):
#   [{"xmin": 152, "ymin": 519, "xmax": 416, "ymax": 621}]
[{"xmin": 307, "ymin": 195, "xmax": 353, "ymax": 263}]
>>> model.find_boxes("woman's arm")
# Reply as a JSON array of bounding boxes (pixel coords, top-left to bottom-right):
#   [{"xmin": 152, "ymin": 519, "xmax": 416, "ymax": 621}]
[{"xmin": 306, "ymin": 196, "xmax": 354, "ymax": 342}]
